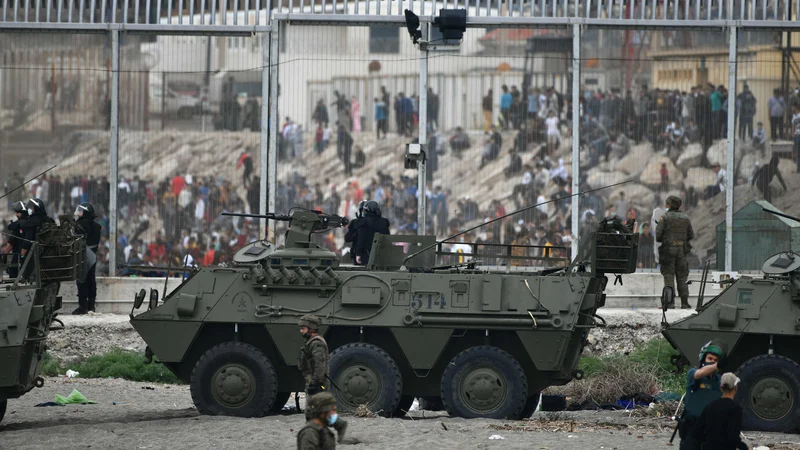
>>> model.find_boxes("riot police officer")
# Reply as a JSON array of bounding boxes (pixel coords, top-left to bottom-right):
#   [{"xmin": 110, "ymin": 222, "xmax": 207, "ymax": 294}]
[
  {"xmin": 18, "ymin": 198, "xmax": 54, "ymax": 278},
  {"xmin": 3, "ymin": 201, "xmax": 28, "ymax": 278},
  {"xmin": 344, "ymin": 201, "xmax": 366, "ymax": 264},
  {"xmin": 348, "ymin": 201, "xmax": 390, "ymax": 265},
  {"xmin": 298, "ymin": 314, "xmax": 347, "ymax": 443},
  {"xmin": 74, "ymin": 202, "xmax": 102, "ymax": 314}
]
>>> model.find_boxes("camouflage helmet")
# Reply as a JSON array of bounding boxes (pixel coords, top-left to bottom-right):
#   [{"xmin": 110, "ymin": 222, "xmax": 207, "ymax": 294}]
[
  {"xmin": 298, "ymin": 314, "xmax": 321, "ymax": 329},
  {"xmin": 666, "ymin": 195, "xmax": 682, "ymax": 210},
  {"xmin": 307, "ymin": 392, "xmax": 337, "ymax": 415}
]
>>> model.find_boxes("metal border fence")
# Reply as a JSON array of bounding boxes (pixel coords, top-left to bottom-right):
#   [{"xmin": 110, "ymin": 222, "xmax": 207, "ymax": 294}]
[{"xmin": 4, "ymin": 1, "xmax": 800, "ymax": 275}]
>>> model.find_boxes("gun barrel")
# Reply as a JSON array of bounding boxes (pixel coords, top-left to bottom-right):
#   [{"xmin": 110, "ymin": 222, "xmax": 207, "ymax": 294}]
[
  {"xmin": 221, "ymin": 212, "xmax": 291, "ymax": 221},
  {"xmin": 762, "ymin": 208, "xmax": 800, "ymax": 223}
]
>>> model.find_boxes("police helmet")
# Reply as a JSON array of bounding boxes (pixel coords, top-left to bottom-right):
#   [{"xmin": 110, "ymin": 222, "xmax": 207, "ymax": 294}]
[
  {"xmin": 75, "ymin": 202, "xmax": 96, "ymax": 219},
  {"xmin": 698, "ymin": 340, "xmax": 725, "ymax": 362},
  {"xmin": 25, "ymin": 198, "xmax": 46, "ymax": 216},
  {"xmin": 298, "ymin": 314, "xmax": 322, "ymax": 330},
  {"xmin": 12, "ymin": 201, "xmax": 27, "ymax": 216},
  {"xmin": 364, "ymin": 200, "xmax": 381, "ymax": 217},
  {"xmin": 357, "ymin": 200, "xmax": 367, "ymax": 217}
]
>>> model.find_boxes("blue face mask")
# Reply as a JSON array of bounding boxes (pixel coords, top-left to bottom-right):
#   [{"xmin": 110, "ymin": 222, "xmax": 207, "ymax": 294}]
[{"xmin": 328, "ymin": 413, "xmax": 338, "ymax": 425}]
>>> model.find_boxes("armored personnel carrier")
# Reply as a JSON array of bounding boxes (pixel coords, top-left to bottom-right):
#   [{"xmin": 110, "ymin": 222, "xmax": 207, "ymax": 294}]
[
  {"xmin": 662, "ymin": 207, "xmax": 800, "ymax": 433},
  {"xmin": 130, "ymin": 208, "xmax": 638, "ymax": 419},
  {"xmin": 0, "ymin": 219, "xmax": 87, "ymax": 424}
]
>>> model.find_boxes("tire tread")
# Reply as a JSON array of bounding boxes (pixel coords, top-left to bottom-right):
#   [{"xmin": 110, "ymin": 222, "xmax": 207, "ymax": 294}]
[
  {"xmin": 440, "ymin": 345, "xmax": 528, "ymax": 419},
  {"xmin": 190, "ymin": 341, "xmax": 278, "ymax": 418}
]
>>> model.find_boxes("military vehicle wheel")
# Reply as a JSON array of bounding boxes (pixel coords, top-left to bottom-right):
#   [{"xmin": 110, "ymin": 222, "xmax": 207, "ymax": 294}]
[
  {"xmin": 270, "ymin": 392, "xmax": 292, "ymax": 413},
  {"xmin": 441, "ymin": 346, "xmax": 528, "ymax": 419},
  {"xmin": 393, "ymin": 395, "xmax": 415, "ymax": 417},
  {"xmin": 0, "ymin": 399, "xmax": 6, "ymax": 424},
  {"xmin": 518, "ymin": 392, "xmax": 541, "ymax": 419},
  {"xmin": 329, "ymin": 343, "xmax": 402, "ymax": 418},
  {"xmin": 190, "ymin": 342, "xmax": 278, "ymax": 417},
  {"xmin": 737, "ymin": 355, "xmax": 800, "ymax": 432}
]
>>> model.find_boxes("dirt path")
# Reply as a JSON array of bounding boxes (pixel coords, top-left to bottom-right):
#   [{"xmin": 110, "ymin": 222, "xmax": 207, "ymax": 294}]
[{"xmin": 3, "ymin": 378, "xmax": 799, "ymax": 450}]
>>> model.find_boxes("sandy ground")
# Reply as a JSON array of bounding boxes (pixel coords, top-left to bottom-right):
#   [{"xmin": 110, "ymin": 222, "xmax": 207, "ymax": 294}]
[{"xmin": 2, "ymin": 377, "xmax": 799, "ymax": 450}]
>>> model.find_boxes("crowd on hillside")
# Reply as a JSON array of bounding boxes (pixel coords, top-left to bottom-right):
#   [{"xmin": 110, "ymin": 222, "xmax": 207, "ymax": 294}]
[{"xmin": 8, "ymin": 78, "xmax": 800, "ymax": 277}]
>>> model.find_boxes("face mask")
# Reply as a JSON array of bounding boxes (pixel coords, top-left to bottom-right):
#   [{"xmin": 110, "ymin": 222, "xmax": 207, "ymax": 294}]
[
  {"xmin": 328, "ymin": 413, "xmax": 338, "ymax": 425},
  {"xmin": 27, "ymin": 208, "xmax": 34, "ymax": 216}
]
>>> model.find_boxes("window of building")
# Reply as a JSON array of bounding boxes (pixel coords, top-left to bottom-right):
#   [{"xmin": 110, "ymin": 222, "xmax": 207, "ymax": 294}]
[{"xmin": 369, "ymin": 26, "xmax": 400, "ymax": 54}]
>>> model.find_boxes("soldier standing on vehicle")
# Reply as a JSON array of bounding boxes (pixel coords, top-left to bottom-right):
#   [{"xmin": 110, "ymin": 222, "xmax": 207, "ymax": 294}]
[
  {"xmin": 348, "ymin": 201, "xmax": 390, "ymax": 266},
  {"xmin": 297, "ymin": 392, "xmax": 338, "ymax": 450},
  {"xmin": 656, "ymin": 195, "xmax": 694, "ymax": 309},
  {"xmin": 344, "ymin": 201, "xmax": 366, "ymax": 264},
  {"xmin": 2, "ymin": 201, "xmax": 28, "ymax": 278},
  {"xmin": 18, "ymin": 199, "xmax": 55, "ymax": 275},
  {"xmin": 678, "ymin": 342, "xmax": 724, "ymax": 450},
  {"xmin": 298, "ymin": 314, "xmax": 347, "ymax": 443},
  {"xmin": 73, "ymin": 202, "xmax": 102, "ymax": 315}
]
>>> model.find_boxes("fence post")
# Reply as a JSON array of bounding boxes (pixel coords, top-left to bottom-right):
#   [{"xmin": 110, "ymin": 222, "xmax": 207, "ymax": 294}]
[
  {"xmin": 268, "ymin": 21, "xmax": 280, "ymax": 242},
  {"xmin": 417, "ymin": 23, "xmax": 429, "ymax": 236},
  {"xmin": 725, "ymin": 25, "xmax": 737, "ymax": 272},
  {"xmin": 260, "ymin": 30, "xmax": 270, "ymax": 239},
  {"xmin": 109, "ymin": 29, "xmax": 120, "ymax": 277},
  {"xmin": 571, "ymin": 23, "xmax": 581, "ymax": 260}
]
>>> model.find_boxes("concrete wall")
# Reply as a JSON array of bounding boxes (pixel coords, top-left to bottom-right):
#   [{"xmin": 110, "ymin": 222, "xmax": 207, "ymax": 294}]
[{"xmin": 65, "ymin": 272, "xmax": 731, "ymax": 313}]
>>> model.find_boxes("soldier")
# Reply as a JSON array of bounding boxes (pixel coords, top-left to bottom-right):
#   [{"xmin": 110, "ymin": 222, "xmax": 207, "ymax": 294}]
[
  {"xmin": 297, "ymin": 392, "xmax": 338, "ymax": 450},
  {"xmin": 678, "ymin": 341, "xmax": 724, "ymax": 450},
  {"xmin": 18, "ymin": 198, "xmax": 55, "ymax": 278},
  {"xmin": 298, "ymin": 314, "xmax": 347, "ymax": 443},
  {"xmin": 73, "ymin": 202, "xmax": 102, "ymax": 315},
  {"xmin": 2, "ymin": 201, "xmax": 28, "ymax": 278},
  {"xmin": 656, "ymin": 195, "xmax": 694, "ymax": 309}
]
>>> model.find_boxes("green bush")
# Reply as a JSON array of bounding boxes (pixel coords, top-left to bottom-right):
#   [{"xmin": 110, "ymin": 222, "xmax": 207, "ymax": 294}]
[{"xmin": 40, "ymin": 349, "xmax": 183, "ymax": 384}]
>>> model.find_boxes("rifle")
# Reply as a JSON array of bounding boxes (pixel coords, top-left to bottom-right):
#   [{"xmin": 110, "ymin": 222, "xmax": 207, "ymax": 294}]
[{"xmin": 669, "ymin": 393, "xmax": 686, "ymax": 444}]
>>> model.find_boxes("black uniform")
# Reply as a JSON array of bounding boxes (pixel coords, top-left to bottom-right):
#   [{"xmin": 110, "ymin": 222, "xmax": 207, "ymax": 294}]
[
  {"xmin": 76, "ymin": 217, "xmax": 102, "ymax": 312},
  {"xmin": 5, "ymin": 219, "xmax": 24, "ymax": 278},
  {"xmin": 18, "ymin": 212, "xmax": 54, "ymax": 279},
  {"xmin": 350, "ymin": 215, "xmax": 390, "ymax": 265},
  {"xmin": 344, "ymin": 217, "xmax": 361, "ymax": 263}
]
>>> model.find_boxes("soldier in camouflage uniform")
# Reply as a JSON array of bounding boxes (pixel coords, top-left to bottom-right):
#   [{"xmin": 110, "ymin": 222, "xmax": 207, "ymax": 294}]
[
  {"xmin": 297, "ymin": 392, "xmax": 338, "ymax": 450},
  {"xmin": 656, "ymin": 195, "xmax": 694, "ymax": 309},
  {"xmin": 298, "ymin": 314, "xmax": 347, "ymax": 443}
]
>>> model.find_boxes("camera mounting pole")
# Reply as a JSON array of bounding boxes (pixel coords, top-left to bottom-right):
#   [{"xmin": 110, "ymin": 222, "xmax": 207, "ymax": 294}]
[{"xmin": 416, "ymin": 20, "xmax": 429, "ymax": 235}]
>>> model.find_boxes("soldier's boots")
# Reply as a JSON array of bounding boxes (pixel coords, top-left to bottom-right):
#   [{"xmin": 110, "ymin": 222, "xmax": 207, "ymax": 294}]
[
  {"xmin": 680, "ymin": 299, "xmax": 692, "ymax": 309},
  {"xmin": 334, "ymin": 418, "xmax": 348, "ymax": 443}
]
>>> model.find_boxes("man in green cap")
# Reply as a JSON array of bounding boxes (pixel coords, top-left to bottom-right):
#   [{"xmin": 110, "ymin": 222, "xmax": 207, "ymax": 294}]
[
  {"xmin": 656, "ymin": 195, "xmax": 694, "ymax": 309},
  {"xmin": 678, "ymin": 341, "xmax": 724, "ymax": 450},
  {"xmin": 297, "ymin": 392, "xmax": 338, "ymax": 450},
  {"xmin": 298, "ymin": 314, "xmax": 347, "ymax": 443}
]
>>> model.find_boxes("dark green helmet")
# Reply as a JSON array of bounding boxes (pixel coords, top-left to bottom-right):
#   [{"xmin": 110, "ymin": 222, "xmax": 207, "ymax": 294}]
[
  {"xmin": 666, "ymin": 195, "xmax": 682, "ymax": 210},
  {"xmin": 307, "ymin": 392, "xmax": 337, "ymax": 414},
  {"xmin": 298, "ymin": 314, "xmax": 321, "ymax": 329}
]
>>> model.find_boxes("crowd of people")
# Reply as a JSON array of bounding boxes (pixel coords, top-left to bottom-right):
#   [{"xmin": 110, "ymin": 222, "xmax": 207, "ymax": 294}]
[{"xmin": 7, "ymin": 76, "xmax": 800, "ymax": 278}]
